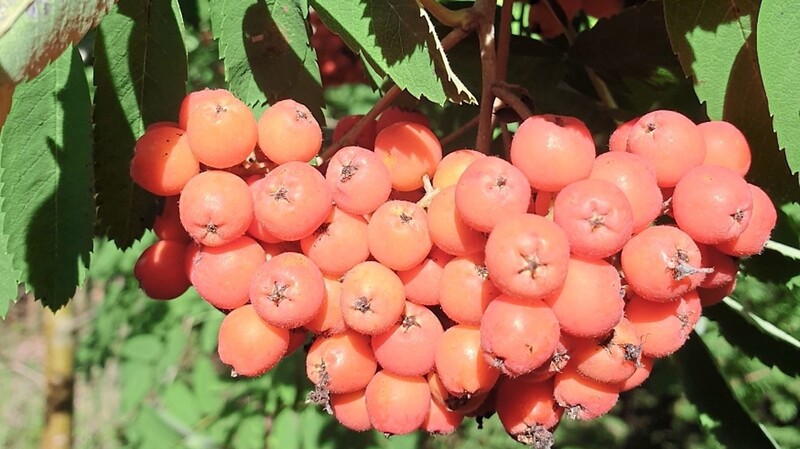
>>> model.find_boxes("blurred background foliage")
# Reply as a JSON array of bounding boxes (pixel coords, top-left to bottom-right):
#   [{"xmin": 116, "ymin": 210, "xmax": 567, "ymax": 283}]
[{"xmin": 1, "ymin": 0, "xmax": 799, "ymax": 448}]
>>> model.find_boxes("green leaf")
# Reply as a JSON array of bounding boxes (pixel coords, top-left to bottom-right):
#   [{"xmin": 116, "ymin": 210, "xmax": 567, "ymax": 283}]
[
  {"xmin": 200, "ymin": 309, "xmax": 224, "ymax": 353},
  {"xmin": 0, "ymin": 253, "xmax": 15, "ymax": 318},
  {"xmin": 381, "ymin": 432, "xmax": 422, "ymax": 449},
  {"xmin": 663, "ymin": 0, "xmax": 800, "ymax": 202},
  {"xmin": 0, "ymin": 47, "xmax": 93, "ymax": 311},
  {"xmin": 87, "ymin": 238, "xmax": 125, "ymax": 282},
  {"xmin": 299, "ymin": 406, "xmax": 327, "ymax": 449},
  {"xmin": 0, "ymin": 202, "xmax": 17, "ymax": 316},
  {"xmin": 191, "ymin": 358, "xmax": 226, "ymax": 415},
  {"xmin": 158, "ymin": 325, "xmax": 190, "ymax": 372},
  {"xmin": 310, "ymin": 0, "xmax": 476, "ymax": 105},
  {"xmin": 675, "ymin": 330, "xmax": 781, "ymax": 449},
  {"xmin": 0, "ymin": 0, "xmax": 115, "ymax": 86},
  {"xmin": 122, "ymin": 361, "xmax": 157, "ymax": 411},
  {"xmin": 163, "ymin": 381, "xmax": 203, "ymax": 425},
  {"xmin": 210, "ymin": 0, "xmax": 325, "ymax": 122},
  {"xmin": 359, "ymin": 52, "xmax": 385, "ymax": 90},
  {"xmin": 757, "ymin": 1, "xmax": 800, "ymax": 175},
  {"xmin": 121, "ymin": 334, "xmax": 164, "ymax": 362},
  {"xmin": 268, "ymin": 408, "xmax": 301, "ymax": 449},
  {"xmin": 704, "ymin": 297, "xmax": 800, "ymax": 377},
  {"xmin": 230, "ymin": 415, "xmax": 266, "ymax": 449},
  {"xmin": 118, "ymin": 231, "xmax": 156, "ymax": 274},
  {"xmin": 93, "ymin": 0, "xmax": 188, "ymax": 248},
  {"xmin": 571, "ymin": 0, "xmax": 682, "ymax": 83},
  {"xmin": 134, "ymin": 406, "xmax": 184, "ymax": 449},
  {"xmin": 324, "ymin": 83, "xmax": 382, "ymax": 119}
]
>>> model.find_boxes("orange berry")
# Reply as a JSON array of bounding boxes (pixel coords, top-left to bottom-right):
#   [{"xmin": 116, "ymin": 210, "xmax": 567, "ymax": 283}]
[
  {"xmin": 179, "ymin": 170, "xmax": 253, "ymax": 247},
  {"xmin": 432, "ymin": 149, "xmax": 485, "ymax": 190},
  {"xmin": 496, "ymin": 378, "xmax": 562, "ymax": 441},
  {"xmin": 626, "ymin": 110, "xmax": 706, "ymax": 188},
  {"xmin": 217, "ymin": 305, "xmax": 289, "ymax": 377},
  {"xmin": 339, "ymin": 261, "xmax": 406, "ymax": 335},
  {"xmin": 331, "ymin": 390, "xmax": 372, "ymax": 432},
  {"xmin": 251, "ymin": 161, "xmax": 333, "ymax": 241},
  {"xmin": 374, "ymin": 122, "xmax": 442, "ymax": 192},
  {"xmin": 368, "ymin": 200, "xmax": 432, "ymax": 271},
  {"xmin": 371, "ymin": 301, "xmax": 444, "ymax": 376},
  {"xmin": 187, "ymin": 236, "xmax": 265, "ymax": 310},
  {"xmin": 435, "ymin": 324, "xmax": 501, "ymax": 398},
  {"xmin": 257, "ymin": 99, "xmax": 322, "ymax": 164},
  {"xmin": 130, "ymin": 126, "xmax": 199, "ymax": 196},
  {"xmin": 153, "ymin": 196, "xmax": 190, "ymax": 242},
  {"xmin": 365, "ymin": 371, "xmax": 431, "ymax": 435},
  {"xmin": 553, "ymin": 366, "xmax": 620, "ymax": 420},
  {"xmin": 180, "ymin": 89, "xmax": 258, "ymax": 168},
  {"xmin": 250, "ymin": 252, "xmax": 325, "ymax": 328},
  {"xmin": 510, "ymin": 114, "xmax": 596, "ymax": 192},
  {"xmin": 480, "ymin": 294, "xmax": 561, "ymax": 377},
  {"xmin": 306, "ymin": 329, "xmax": 377, "ymax": 394},
  {"xmin": 134, "ymin": 240, "xmax": 191, "ymax": 300},
  {"xmin": 543, "ymin": 256, "xmax": 624, "ymax": 338}
]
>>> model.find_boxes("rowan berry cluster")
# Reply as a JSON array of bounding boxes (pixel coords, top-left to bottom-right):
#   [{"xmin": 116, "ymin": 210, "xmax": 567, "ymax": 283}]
[{"xmin": 130, "ymin": 88, "xmax": 776, "ymax": 448}]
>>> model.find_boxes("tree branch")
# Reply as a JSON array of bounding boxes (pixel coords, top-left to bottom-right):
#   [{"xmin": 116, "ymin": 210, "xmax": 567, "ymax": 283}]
[
  {"xmin": 492, "ymin": 83, "xmax": 533, "ymax": 121},
  {"xmin": 319, "ymin": 85, "xmax": 401, "ymax": 162},
  {"xmin": 320, "ymin": 27, "xmax": 473, "ymax": 162},
  {"xmin": 496, "ymin": 0, "xmax": 514, "ymax": 81},
  {"xmin": 440, "ymin": 115, "xmax": 480, "ymax": 147},
  {"xmin": 474, "ymin": 0, "xmax": 498, "ymax": 154},
  {"xmin": 418, "ymin": 0, "xmax": 471, "ymax": 28}
]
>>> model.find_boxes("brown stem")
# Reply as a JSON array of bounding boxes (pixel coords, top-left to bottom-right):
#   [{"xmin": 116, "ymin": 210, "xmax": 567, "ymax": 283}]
[
  {"xmin": 440, "ymin": 25, "xmax": 471, "ymax": 49},
  {"xmin": 496, "ymin": 0, "xmax": 514, "ymax": 81},
  {"xmin": 474, "ymin": 0, "xmax": 497, "ymax": 154},
  {"xmin": 320, "ymin": 85, "xmax": 400, "ymax": 161},
  {"xmin": 418, "ymin": 0, "xmax": 470, "ymax": 28},
  {"xmin": 0, "ymin": 82, "xmax": 13, "ymax": 129},
  {"xmin": 499, "ymin": 123, "xmax": 512, "ymax": 159},
  {"xmin": 492, "ymin": 84, "xmax": 533, "ymax": 120},
  {"xmin": 41, "ymin": 302, "xmax": 75, "ymax": 449},
  {"xmin": 320, "ymin": 27, "xmax": 473, "ymax": 162},
  {"xmin": 440, "ymin": 115, "xmax": 480, "ymax": 147}
]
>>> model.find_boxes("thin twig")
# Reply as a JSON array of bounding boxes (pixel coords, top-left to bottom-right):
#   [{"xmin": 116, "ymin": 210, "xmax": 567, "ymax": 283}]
[
  {"xmin": 320, "ymin": 27, "xmax": 473, "ymax": 162},
  {"xmin": 418, "ymin": 0, "xmax": 470, "ymax": 28},
  {"xmin": 440, "ymin": 115, "xmax": 480, "ymax": 147},
  {"xmin": 319, "ymin": 85, "xmax": 400, "ymax": 161},
  {"xmin": 496, "ymin": 0, "xmax": 514, "ymax": 81},
  {"xmin": 416, "ymin": 174, "xmax": 440, "ymax": 209},
  {"xmin": 493, "ymin": 2, "xmax": 515, "ymax": 158},
  {"xmin": 440, "ymin": 26, "xmax": 471, "ymax": 51},
  {"xmin": 474, "ymin": 0, "xmax": 497, "ymax": 154},
  {"xmin": 499, "ymin": 123, "xmax": 512, "ymax": 159},
  {"xmin": 492, "ymin": 84, "xmax": 533, "ymax": 120}
]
